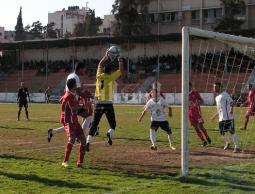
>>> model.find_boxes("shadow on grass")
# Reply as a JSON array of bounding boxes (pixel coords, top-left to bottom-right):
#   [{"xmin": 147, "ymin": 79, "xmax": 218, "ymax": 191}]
[
  {"xmin": 0, "ymin": 171, "xmax": 111, "ymax": 190},
  {"xmin": 0, "ymin": 125, "xmax": 34, "ymax": 130},
  {"xmin": 194, "ymin": 171, "xmax": 255, "ymax": 192}
]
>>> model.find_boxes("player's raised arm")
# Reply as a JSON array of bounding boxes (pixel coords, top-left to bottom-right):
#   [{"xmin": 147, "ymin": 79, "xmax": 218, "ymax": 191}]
[{"xmin": 138, "ymin": 110, "xmax": 147, "ymax": 122}]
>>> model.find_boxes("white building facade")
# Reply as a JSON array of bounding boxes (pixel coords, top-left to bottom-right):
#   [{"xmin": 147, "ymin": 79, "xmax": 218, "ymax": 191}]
[
  {"xmin": 99, "ymin": 15, "xmax": 116, "ymax": 35},
  {"xmin": 145, "ymin": 0, "xmax": 255, "ymax": 34},
  {"xmin": 48, "ymin": 6, "xmax": 89, "ymax": 37}
]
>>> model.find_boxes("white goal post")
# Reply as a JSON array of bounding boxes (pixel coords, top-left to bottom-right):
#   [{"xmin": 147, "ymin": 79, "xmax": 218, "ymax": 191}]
[{"xmin": 181, "ymin": 26, "xmax": 255, "ymax": 176}]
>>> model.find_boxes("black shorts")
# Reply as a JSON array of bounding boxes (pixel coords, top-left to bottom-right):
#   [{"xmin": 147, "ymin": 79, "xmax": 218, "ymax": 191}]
[
  {"xmin": 150, "ymin": 121, "xmax": 172, "ymax": 134},
  {"xmin": 18, "ymin": 101, "xmax": 28, "ymax": 108},
  {"xmin": 77, "ymin": 107, "xmax": 90, "ymax": 118},
  {"xmin": 219, "ymin": 119, "xmax": 235, "ymax": 135}
]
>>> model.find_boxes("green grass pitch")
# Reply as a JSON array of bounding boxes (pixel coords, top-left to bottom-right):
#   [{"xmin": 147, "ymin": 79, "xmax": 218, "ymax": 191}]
[{"xmin": 0, "ymin": 103, "xmax": 255, "ymax": 194}]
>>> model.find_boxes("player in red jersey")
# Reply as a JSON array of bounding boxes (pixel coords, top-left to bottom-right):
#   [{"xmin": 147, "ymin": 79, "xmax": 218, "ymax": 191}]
[
  {"xmin": 189, "ymin": 82, "xmax": 211, "ymax": 146},
  {"xmin": 240, "ymin": 84, "xmax": 255, "ymax": 130},
  {"xmin": 78, "ymin": 90, "xmax": 94, "ymax": 134},
  {"xmin": 60, "ymin": 78, "xmax": 86, "ymax": 168}
]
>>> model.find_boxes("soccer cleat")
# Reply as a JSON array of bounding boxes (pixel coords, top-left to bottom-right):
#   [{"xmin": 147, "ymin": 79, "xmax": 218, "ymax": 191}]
[
  {"xmin": 77, "ymin": 163, "xmax": 83, "ymax": 168},
  {"xmin": 47, "ymin": 128, "xmax": 53, "ymax": 142},
  {"xmin": 207, "ymin": 137, "xmax": 212, "ymax": 144},
  {"xmin": 150, "ymin": 145, "xmax": 157, "ymax": 151},
  {"xmin": 106, "ymin": 132, "xmax": 112, "ymax": 145},
  {"xmin": 85, "ymin": 143, "xmax": 90, "ymax": 152},
  {"xmin": 240, "ymin": 128, "xmax": 246, "ymax": 131},
  {"xmin": 233, "ymin": 147, "xmax": 241, "ymax": 153},
  {"xmin": 202, "ymin": 141, "xmax": 208, "ymax": 147},
  {"xmin": 224, "ymin": 142, "xmax": 230, "ymax": 150},
  {"xmin": 61, "ymin": 162, "xmax": 69, "ymax": 168},
  {"xmin": 170, "ymin": 146, "xmax": 176, "ymax": 151}
]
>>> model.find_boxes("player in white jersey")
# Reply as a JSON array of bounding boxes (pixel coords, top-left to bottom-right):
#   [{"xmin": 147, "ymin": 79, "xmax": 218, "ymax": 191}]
[
  {"xmin": 138, "ymin": 87, "xmax": 175, "ymax": 151},
  {"xmin": 47, "ymin": 63, "xmax": 94, "ymax": 142},
  {"xmin": 211, "ymin": 82, "xmax": 240, "ymax": 153}
]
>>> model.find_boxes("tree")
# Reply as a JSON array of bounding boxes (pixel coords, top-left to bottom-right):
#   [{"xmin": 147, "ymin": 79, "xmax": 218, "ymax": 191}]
[
  {"xmin": 29, "ymin": 21, "xmax": 43, "ymax": 39},
  {"xmin": 214, "ymin": 0, "xmax": 246, "ymax": 31},
  {"xmin": 73, "ymin": 9, "xmax": 102, "ymax": 37},
  {"xmin": 111, "ymin": 0, "xmax": 150, "ymax": 36},
  {"xmin": 43, "ymin": 22, "xmax": 57, "ymax": 38},
  {"xmin": 15, "ymin": 7, "xmax": 24, "ymax": 41}
]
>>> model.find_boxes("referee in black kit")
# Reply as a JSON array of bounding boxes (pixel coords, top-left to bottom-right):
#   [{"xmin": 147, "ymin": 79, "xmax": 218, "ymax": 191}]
[{"xmin": 17, "ymin": 81, "xmax": 30, "ymax": 121}]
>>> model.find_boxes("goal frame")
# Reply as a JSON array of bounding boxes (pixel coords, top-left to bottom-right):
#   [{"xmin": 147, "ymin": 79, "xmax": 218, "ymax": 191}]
[{"xmin": 181, "ymin": 26, "xmax": 255, "ymax": 176}]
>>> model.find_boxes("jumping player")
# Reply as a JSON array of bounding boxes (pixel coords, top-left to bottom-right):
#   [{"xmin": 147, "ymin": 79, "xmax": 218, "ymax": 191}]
[
  {"xmin": 138, "ymin": 86, "xmax": 175, "ymax": 151},
  {"xmin": 189, "ymin": 82, "xmax": 211, "ymax": 146},
  {"xmin": 240, "ymin": 84, "xmax": 255, "ymax": 130},
  {"xmin": 86, "ymin": 46, "xmax": 124, "ymax": 151},
  {"xmin": 17, "ymin": 81, "xmax": 30, "ymax": 121},
  {"xmin": 60, "ymin": 78, "xmax": 86, "ymax": 168},
  {"xmin": 211, "ymin": 82, "xmax": 240, "ymax": 153},
  {"xmin": 47, "ymin": 63, "xmax": 92, "ymax": 142}
]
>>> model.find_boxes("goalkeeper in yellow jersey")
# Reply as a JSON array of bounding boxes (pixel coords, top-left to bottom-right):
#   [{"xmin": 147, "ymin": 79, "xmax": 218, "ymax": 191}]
[{"xmin": 86, "ymin": 46, "xmax": 124, "ymax": 151}]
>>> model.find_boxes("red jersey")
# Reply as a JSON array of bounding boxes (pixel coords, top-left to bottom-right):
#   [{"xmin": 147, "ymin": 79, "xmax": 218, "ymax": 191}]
[
  {"xmin": 78, "ymin": 90, "xmax": 93, "ymax": 115},
  {"xmin": 189, "ymin": 89, "xmax": 203, "ymax": 117},
  {"xmin": 60, "ymin": 91, "xmax": 78, "ymax": 124},
  {"xmin": 248, "ymin": 90, "xmax": 255, "ymax": 110}
]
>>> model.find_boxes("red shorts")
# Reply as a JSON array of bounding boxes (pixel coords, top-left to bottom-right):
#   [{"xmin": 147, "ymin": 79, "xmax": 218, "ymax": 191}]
[{"xmin": 64, "ymin": 122, "xmax": 84, "ymax": 139}]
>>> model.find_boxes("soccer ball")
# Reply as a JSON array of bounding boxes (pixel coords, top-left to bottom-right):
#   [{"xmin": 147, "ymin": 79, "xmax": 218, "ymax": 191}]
[{"xmin": 107, "ymin": 46, "xmax": 120, "ymax": 60}]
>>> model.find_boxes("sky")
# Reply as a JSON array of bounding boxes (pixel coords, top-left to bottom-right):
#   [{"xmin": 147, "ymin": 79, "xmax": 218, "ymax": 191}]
[{"xmin": 0, "ymin": 0, "xmax": 115, "ymax": 31}]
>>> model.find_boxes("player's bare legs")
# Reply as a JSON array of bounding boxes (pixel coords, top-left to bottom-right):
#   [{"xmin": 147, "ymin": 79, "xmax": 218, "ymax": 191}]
[
  {"xmin": 17, "ymin": 107, "xmax": 22, "ymax": 121},
  {"xmin": 241, "ymin": 114, "xmax": 250, "ymax": 130},
  {"xmin": 150, "ymin": 129, "xmax": 157, "ymax": 150},
  {"xmin": 197, "ymin": 123, "xmax": 211, "ymax": 144},
  {"xmin": 24, "ymin": 106, "xmax": 29, "ymax": 120},
  {"xmin": 167, "ymin": 132, "xmax": 176, "ymax": 150}
]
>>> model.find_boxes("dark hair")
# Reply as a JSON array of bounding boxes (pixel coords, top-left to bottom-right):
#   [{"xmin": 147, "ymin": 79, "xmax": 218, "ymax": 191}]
[
  {"xmin": 67, "ymin": 78, "xmax": 76, "ymax": 90},
  {"xmin": 75, "ymin": 62, "xmax": 85, "ymax": 73},
  {"xmin": 249, "ymin": 84, "xmax": 253, "ymax": 89},
  {"xmin": 214, "ymin": 82, "xmax": 221, "ymax": 88}
]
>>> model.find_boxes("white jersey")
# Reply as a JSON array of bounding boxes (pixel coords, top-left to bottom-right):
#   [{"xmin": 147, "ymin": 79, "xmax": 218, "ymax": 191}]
[
  {"xmin": 65, "ymin": 72, "xmax": 81, "ymax": 91},
  {"xmin": 145, "ymin": 97, "xmax": 169, "ymax": 121},
  {"xmin": 215, "ymin": 91, "xmax": 234, "ymax": 121}
]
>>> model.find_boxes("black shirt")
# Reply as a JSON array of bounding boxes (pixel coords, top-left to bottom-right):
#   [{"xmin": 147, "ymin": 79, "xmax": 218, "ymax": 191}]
[{"xmin": 17, "ymin": 87, "xmax": 30, "ymax": 102}]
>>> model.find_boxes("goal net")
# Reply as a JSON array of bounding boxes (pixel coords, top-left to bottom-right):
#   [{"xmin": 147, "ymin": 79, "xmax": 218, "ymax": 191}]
[{"xmin": 182, "ymin": 27, "xmax": 255, "ymax": 176}]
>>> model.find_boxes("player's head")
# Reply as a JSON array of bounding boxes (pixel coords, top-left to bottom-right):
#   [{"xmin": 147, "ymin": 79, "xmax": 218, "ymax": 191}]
[
  {"xmin": 107, "ymin": 46, "xmax": 120, "ymax": 61},
  {"xmin": 67, "ymin": 78, "xmax": 76, "ymax": 91},
  {"xmin": 213, "ymin": 82, "xmax": 221, "ymax": 93},
  {"xmin": 249, "ymin": 84, "xmax": 255, "ymax": 91},
  {"xmin": 75, "ymin": 62, "xmax": 85, "ymax": 76},
  {"xmin": 249, "ymin": 84, "xmax": 253, "ymax": 90}
]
